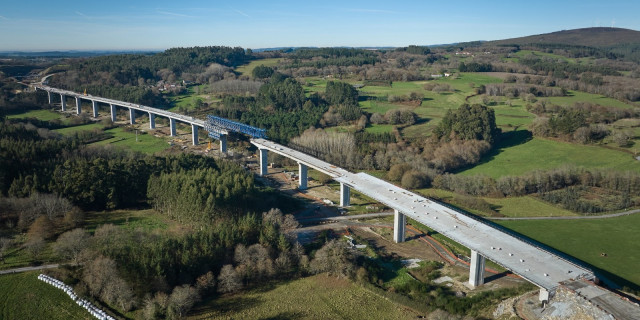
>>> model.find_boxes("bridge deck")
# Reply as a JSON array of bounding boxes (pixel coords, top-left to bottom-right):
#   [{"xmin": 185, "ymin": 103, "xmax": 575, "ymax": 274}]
[
  {"xmin": 251, "ymin": 138, "xmax": 594, "ymax": 291},
  {"xmin": 35, "ymin": 85, "xmax": 221, "ymax": 131}
]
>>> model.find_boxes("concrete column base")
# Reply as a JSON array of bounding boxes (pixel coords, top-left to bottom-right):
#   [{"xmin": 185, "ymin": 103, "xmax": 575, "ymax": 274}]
[
  {"xmin": 191, "ymin": 124, "xmax": 199, "ymax": 145},
  {"xmin": 340, "ymin": 183, "xmax": 350, "ymax": 207},
  {"xmin": 469, "ymin": 250, "xmax": 486, "ymax": 287},
  {"xmin": 259, "ymin": 149, "xmax": 268, "ymax": 176},
  {"xmin": 149, "ymin": 113, "xmax": 156, "ymax": 129},
  {"xmin": 220, "ymin": 134, "xmax": 227, "ymax": 153},
  {"xmin": 110, "ymin": 104, "xmax": 116, "ymax": 122},
  {"xmin": 298, "ymin": 163, "xmax": 308, "ymax": 190},
  {"xmin": 393, "ymin": 209, "xmax": 406, "ymax": 243},
  {"xmin": 129, "ymin": 108, "xmax": 136, "ymax": 124},
  {"xmin": 92, "ymin": 100, "xmax": 98, "ymax": 118},
  {"xmin": 539, "ymin": 288, "xmax": 550, "ymax": 302},
  {"xmin": 170, "ymin": 118, "xmax": 177, "ymax": 136}
]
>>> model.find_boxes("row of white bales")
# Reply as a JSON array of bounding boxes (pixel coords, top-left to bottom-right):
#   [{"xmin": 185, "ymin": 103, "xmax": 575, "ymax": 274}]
[{"xmin": 38, "ymin": 274, "xmax": 115, "ymax": 320}]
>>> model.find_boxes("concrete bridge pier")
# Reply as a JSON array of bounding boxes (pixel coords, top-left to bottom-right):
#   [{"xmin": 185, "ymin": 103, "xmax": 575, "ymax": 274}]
[
  {"xmin": 47, "ymin": 91, "xmax": 52, "ymax": 104},
  {"xmin": 60, "ymin": 94, "xmax": 66, "ymax": 111},
  {"xmin": 109, "ymin": 104, "xmax": 116, "ymax": 122},
  {"xmin": 191, "ymin": 124, "xmax": 199, "ymax": 145},
  {"xmin": 219, "ymin": 134, "xmax": 227, "ymax": 153},
  {"xmin": 149, "ymin": 113, "xmax": 155, "ymax": 129},
  {"xmin": 393, "ymin": 209, "xmax": 406, "ymax": 243},
  {"xmin": 469, "ymin": 250, "xmax": 486, "ymax": 287},
  {"xmin": 129, "ymin": 108, "xmax": 136, "ymax": 124},
  {"xmin": 169, "ymin": 118, "xmax": 177, "ymax": 136},
  {"xmin": 259, "ymin": 149, "xmax": 268, "ymax": 176},
  {"xmin": 75, "ymin": 97, "xmax": 81, "ymax": 114},
  {"xmin": 298, "ymin": 163, "xmax": 308, "ymax": 190},
  {"xmin": 92, "ymin": 100, "xmax": 98, "ymax": 118},
  {"xmin": 340, "ymin": 183, "xmax": 350, "ymax": 207}
]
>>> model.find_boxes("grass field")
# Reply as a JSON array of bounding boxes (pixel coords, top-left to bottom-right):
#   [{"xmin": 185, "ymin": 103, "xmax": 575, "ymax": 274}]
[
  {"xmin": 7, "ymin": 109, "xmax": 65, "ymax": 121},
  {"xmin": 484, "ymin": 196, "xmax": 578, "ymax": 217},
  {"xmin": 84, "ymin": 209, "xmax": 172, "ymax": 233},
  {"xmin": 0, "ymin": 272, "xmax": 90, "ymax": 320},
  {"xmin": 461, "ymin": 135, "xmax": 640, "ymax": 178},
  {"xmin": 365, "ymin": 123, "xmax": 395, "ymax": 134},
  {"xmin": 188, "ymin": 274, "xmax": 420, "ymax": 319},
  {"xmin": 54, "ymin": 123, "xmax": 103, "ymax": 135},
  {"xmin": 417, "ymin": 188, "xmax": 578, "ymax": 218},
  {"xmin": 547, "ymin": 90, "xmax": 637, "ymax": 109},
  {"xmin": 235, "ymin": 58, "xmax": 282, "ymax": 77},
  {"xmin": 93, "ymin": 127, "xmax": 170, "ymax": 154},
  {"xmin": 498, "ymin": 213, "xmax": 640, "ymax": 287}
]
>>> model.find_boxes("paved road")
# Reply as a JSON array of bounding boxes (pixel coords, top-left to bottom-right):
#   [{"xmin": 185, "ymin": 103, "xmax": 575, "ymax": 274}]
[
  {"xmin": 490, "ymin": 209, "xmax": 640, "ymax": 221},
  {"xmin": 0, "ymin": 264, "xmax": 59, "ymax": 275}
]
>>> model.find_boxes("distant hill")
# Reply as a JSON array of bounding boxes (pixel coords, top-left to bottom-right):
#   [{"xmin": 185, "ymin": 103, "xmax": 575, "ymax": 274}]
[{"xmin": 488, "ymin": 27, "xmax": 640, "ymax": 48}]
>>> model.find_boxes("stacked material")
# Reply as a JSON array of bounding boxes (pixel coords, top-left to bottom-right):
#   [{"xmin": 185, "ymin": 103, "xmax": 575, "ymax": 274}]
[{"xmin": 38, "ymin": 274, "xmax": 115, "ymax": 320}]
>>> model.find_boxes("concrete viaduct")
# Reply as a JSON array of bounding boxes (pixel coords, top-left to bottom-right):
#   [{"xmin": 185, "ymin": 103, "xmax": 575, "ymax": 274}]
[
  {"xmin": 251, "ymin": 138, "xmax": 595, "ymax": 302},
  {"xmin": 34, "ymin": 85, "xmax": 229, "ymax": 151},
  {"xmin": 34, "ymin": 85, "xmax": 595, "ymax": 303}
]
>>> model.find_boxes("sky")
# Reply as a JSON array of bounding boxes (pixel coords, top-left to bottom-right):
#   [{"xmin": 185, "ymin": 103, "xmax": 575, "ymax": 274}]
[{"xmin": 0, "ymin": 0, "xmax": 639, "ymax": 51}]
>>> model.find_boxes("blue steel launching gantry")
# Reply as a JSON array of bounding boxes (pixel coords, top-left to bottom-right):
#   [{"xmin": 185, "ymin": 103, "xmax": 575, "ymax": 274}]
[{"xmin": 204, "ymin": 115, "xmax": 267, "ymax": 153}]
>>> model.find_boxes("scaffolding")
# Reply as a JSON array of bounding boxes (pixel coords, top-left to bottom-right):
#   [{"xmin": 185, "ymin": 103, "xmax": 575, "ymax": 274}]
[{"xmin": 206, "ymin": 115, "xmax": 267, "ymax": 139}]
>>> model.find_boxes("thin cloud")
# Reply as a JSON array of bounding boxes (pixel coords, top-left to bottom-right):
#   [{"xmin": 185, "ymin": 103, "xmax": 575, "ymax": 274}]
[
  {"xmin": 75, "ymin": 11, "xmax": 90, "ymax": 19},
  {"xmin": 233, "ymin": 9, "xmax": 250, "ymax": 18}
]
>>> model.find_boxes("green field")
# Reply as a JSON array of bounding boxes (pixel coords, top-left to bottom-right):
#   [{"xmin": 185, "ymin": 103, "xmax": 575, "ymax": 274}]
[
  {"xmin": 547, "ymin": 90, "xmax": 637, "ymax": 109},
  {"xmin": 498, "ymin": 213, "xmax": 640, "ymax": 287},
  {"xmin": 188, "ymin": 274, "xmax": 420, "ymax": 319},
  {"xmin": 235, "ymin": 58, "xmax": 282, "ymax": 76},
  {"xmin": 0, "ymin": 272, "xmax": 90, "ymax": 320},
  {"xmin": 484, "ymin": 196, "xmax": 578, "ymax": 217},
  {"xmin": 84, "ymin": 209, "xmax": 171, "ymax": 233},
  {"xmin": 93, "ymin": 127, "xmax": 170, "ymax": 154},
  {"xmin": 461, "ymin": 135, "xmax": 640, "ymax": 178},
  {"xmin": 54, "ymin": 123, "xmax": 103, "ymax": 135},
  {"xmin": 365, "ymin": 123, "xmax": 395, "ymax": 134},
  {"xmin": 7, "ymin": 109, "xmax": 65, "ymax": 121}
]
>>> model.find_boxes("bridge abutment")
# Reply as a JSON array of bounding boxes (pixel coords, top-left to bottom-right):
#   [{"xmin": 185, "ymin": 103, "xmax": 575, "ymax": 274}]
[
  {"xmin": 170, "ymin": 118, "xmax": 177, "ymax": 136},
  {"xmin": 298, "ymin": 163, "xmax": 308, "ymax": 190},
  {"xmin": 393, "ymin": 209, "xmax": 406, "ymax": 243},
  {"xmin": 129, "ymin": 108, "xmax": 136, "ymax": 124},
  {"xmin": 219, "ymin": 134, "xmax": 227, "ymax": 153},
  {"xmin": 149, "ymin": 113, "xmax": 155, "ymax": 129},
  {"xmin": 469, "ymin": 250, "xmax": 486, "ymax": 287},
  {"xmin": 75, "ymin": 97, "xmax": 81, "ymax": 114},
  {"xmin": 340, "ymin": 183, "xmax": 350, "ymax": 207},
  {"xmin": 259, "ymin": 149, "xmax": 268, "ymax": 176},
  {"xmin": 109, "ymin": 104, "xmax": 116, "ymax": 122},
  {"xmin": 192, "ymin": 124, "xmax": 199, "ymax": 145},
  {"xmin": 92, "ymin": 100, "xmax": 98, "ymax": 117}
]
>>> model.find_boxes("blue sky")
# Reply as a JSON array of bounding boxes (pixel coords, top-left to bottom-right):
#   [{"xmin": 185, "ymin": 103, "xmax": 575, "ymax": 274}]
[{"xmin": 1, "ymin": 0, "xmax": 638, "ymax": 51}]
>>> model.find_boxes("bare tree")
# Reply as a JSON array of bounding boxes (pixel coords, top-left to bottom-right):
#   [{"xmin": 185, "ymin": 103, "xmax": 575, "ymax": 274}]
[
  {"xmin": 217, "ymin": 264, "xmax": 242, "ymax": 293},
  {"xmin": 24, "ymin": 236, "xmax": 45, "ymax": 260},
  {"xmin": 168, "ymin": 285, "xmax": 200, "ymax": 319},
  {"xmin": 310, "ymin": 240, "xmax": 356, "ymax": 277},
  {"xmin": 54, "ymin": 228, "xmax": 90, "ymax": 264}
]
